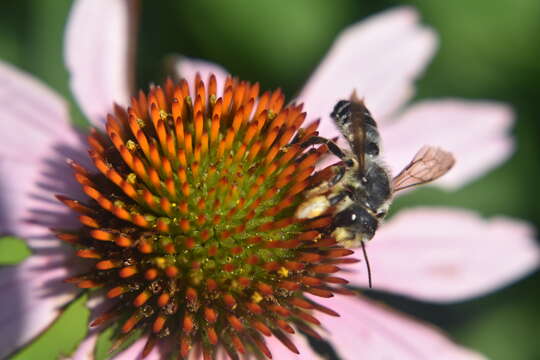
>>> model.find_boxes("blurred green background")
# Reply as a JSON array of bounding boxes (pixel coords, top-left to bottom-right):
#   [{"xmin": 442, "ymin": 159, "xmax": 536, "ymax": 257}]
[{"xmin": 1, "ymin": 0, "xmax": 539, "ymax": 359}]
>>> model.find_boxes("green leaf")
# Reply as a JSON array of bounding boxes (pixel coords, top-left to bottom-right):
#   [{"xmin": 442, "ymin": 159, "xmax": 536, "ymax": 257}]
[
  {"xmin": 12, "ymin": 294, "xmax": 89, "ymax": 360},
  {"xmin": 94, "ymin": 326, "xmax": 115, "ymax": 360},
  {"xmin": 0, "ymin": 236, "xmax": 31, "ymax": 265},
  {"xmin": 453, "ymin": 289, "xmax": 540, "ymax": 360}
]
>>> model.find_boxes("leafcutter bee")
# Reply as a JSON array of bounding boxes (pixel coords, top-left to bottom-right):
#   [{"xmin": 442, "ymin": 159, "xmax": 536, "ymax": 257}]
[{"xmin": 295, "ymin": 95, "xmax": 455, "ymax": 286}]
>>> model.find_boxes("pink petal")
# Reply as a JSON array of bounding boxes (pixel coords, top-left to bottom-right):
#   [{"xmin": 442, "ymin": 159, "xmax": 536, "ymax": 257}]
[
  {"xmin": 70, "ymin": 331, "xmax": 98, "ymax": 360},
  {"xmin": 111, "ymin": 337, "xmax": 170, "ymax": 360},
  {"xmin": 0, "ymin": 254, "xmax": 79, "ymax": 359},
  {"xmin": 110, "ymin": 338, "xmax": 149, "ymax": 360},
  {"xmin": 64, "ymin": 0, "xmax": 135, "ymax": 128},
  {"xmin": 174, "ymin": 56, "xmax": 229, "ymax": 96},
  {"xmin": 111, "ymin": 334, "xmax": 320, "ymax": 360},
  {"xmin": 0, "ymin": 61, "xmax": 89, "ymax": 247},
  {"xmin": 314, "ymin": 294, "xmax": 486, "ymax": 360},
  {"xmin": 0, "ymin": 61, "xmax": 90, "ymax": 357},
  {"xmin": 264, "ymin": 335, "xmax": 323, "ymax": 360},
  {"xmin": 298, "ymin": 6, "xmax": 437, "ymax": 139},
  {"xmin": 0, "ymin": 154, "xmax": 86, "ymax": 249},
  {"xmin": 82, "ymin": 327, "xmax": 320, "ymax": 360},
  {"xmin": 350, "ymin": 208, "xmax": 539, "ymax": 302},
  {"xmin": 0, "ymin": 61, "xmax": 72, "ymax": 159},
  {"xmin": 381, "ymin": 100, "xmax": 514, "ymax": 189}
]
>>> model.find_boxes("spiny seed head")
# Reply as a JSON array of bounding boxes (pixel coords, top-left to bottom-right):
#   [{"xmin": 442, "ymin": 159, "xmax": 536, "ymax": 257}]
[{"xmin": 56, "ymin": 74, "xmax": 357, "ymax": 359}]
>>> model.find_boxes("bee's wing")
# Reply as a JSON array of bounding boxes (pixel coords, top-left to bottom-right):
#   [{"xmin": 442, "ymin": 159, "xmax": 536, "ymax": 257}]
[{"xmin": 392, "ymin": 146, "xmax": 455, "ymax": 192}]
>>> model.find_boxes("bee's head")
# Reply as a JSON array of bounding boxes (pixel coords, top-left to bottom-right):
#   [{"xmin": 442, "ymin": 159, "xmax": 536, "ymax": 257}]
[{"xmin": 333, "ymin": 205, "xmax": 378, "ymax": 240}]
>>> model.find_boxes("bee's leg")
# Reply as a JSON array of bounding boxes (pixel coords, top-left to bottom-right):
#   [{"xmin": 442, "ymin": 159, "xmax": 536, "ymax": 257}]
[
  {"xmin": 294, "ymin": 147, "xmax": 318, "ymax": 165},
  {"xmin": 329, "ymin": 165, "xmax": 346, "ymax": 186},
  {"xmin": 328, "ymin": 190, "xmax": 349, "ymax": 206},
  {"xmin": 300, "ymin": 136, "xmax": 347, "ymax": 161},
  {"xmin": 304, "ymin": 170, "xmax": 351, "ymax": 201},
  {"xmin": 304, "ymin": 165, "xmax": 346, "ymax": 197},
  {"xmin": 303, "ymin": 179, "xmax": 331, "ymax": 197}
]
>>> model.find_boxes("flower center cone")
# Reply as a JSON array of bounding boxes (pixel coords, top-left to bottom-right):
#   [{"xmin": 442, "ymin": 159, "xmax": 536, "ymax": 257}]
[{"xmin": 55, "ymin": 74, "xmax": 357, "ymax": 359}]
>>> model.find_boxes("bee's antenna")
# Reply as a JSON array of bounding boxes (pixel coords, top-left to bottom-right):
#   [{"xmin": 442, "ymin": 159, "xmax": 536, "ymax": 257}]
[{"xmin": 360, "ymin": 241, "xmax": 372, "ymax": 288}]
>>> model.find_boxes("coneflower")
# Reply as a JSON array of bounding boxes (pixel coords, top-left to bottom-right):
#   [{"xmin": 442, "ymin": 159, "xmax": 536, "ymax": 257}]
[
  {"xmin": 2, "ymin": 4, "xmax": 536, "ymax": 360},
  {"xmin": 56, "ymin": 74, "xmax": 356, "ymax": 359}
]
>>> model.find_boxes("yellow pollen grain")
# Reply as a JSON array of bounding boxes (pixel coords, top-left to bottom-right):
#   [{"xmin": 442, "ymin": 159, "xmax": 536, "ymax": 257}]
[
  {"xmin": 159, "ymin": 109, "xmax": 168, "ymax": 120},
  {"xmin": 127, "ymin": 173, "xmax": 137, "ymax": 184},
  {"xmin": 278, "ymin": 267, "xmax": 289, "ymax": 278},
  {"xmin": 126, "ymin": 140, "xmax": 137, "ymax": 151},
  {"xmin": 154, "ymin": 257, "xmax": 166, "ymax": 269},
  {"xmin": 136, "ymin": 118, "xmax": 146, "ymax": 127},
  {"xmin": 251, "ymin": 292, "xmax": 263, "ymax": 304}
]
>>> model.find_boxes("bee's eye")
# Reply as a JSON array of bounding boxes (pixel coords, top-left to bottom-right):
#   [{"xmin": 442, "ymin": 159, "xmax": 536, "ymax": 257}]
[
  {"xmin": 334, "ymin": 209, "xmax": 357, "ymax": 227},
  {"xmin": 334, "ymin": 206, "xmax": 378, "ymax": 239}
]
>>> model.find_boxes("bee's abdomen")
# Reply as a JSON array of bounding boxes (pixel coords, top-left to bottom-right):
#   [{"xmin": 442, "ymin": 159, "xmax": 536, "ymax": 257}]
[
  {"xmin": 330, "ymin": 100, "xmax": 380, "ymax": 156},
  {"xmin": 331, "ymin": 100, "xmax": 377, "ymax": 128},
  {"xmin": 330, "ymin": 100, "xmax": 352, "ymax": 126}
]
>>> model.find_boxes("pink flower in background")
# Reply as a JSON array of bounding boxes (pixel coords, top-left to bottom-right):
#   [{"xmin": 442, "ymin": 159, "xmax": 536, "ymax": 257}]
[{"xmin": 0, "ymin": 1, "xmax": 537, "ymax": 359}]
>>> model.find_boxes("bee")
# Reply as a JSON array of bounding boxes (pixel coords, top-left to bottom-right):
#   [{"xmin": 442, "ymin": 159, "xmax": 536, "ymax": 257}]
[{"xmin": 295, "ymin": 95, "xmax": 455, "ymax": 285}]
